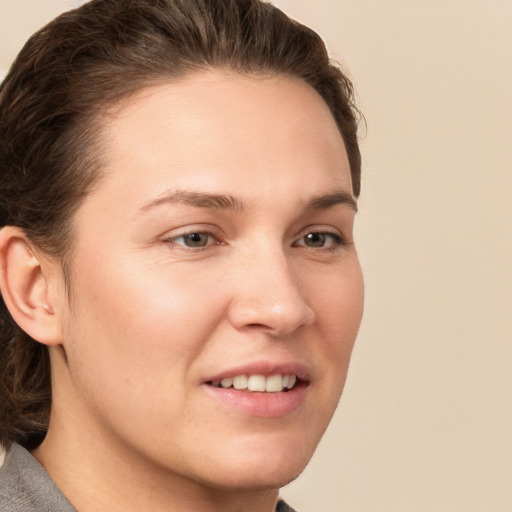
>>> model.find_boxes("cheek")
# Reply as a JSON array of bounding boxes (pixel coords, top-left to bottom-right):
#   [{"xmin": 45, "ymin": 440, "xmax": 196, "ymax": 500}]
[
  {"xmin": 62, "ymin": 255, "xmax": 228, "ymax": 413},
  {"xmin": 70, "ymin": 251, "xmax": 226, "ymax": 346},
  {"xmin": 311, "ymin": 260, "xmax": 364, "ymax": 391},
  {"xmin": 311, "ymin": 257, "xmax": 364, "ymax": 337}
]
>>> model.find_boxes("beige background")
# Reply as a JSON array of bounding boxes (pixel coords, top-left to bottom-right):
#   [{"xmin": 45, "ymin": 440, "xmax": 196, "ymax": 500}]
[{"xmin": 1, "ymin": 1, "xmax": 511, "ymax": 511}]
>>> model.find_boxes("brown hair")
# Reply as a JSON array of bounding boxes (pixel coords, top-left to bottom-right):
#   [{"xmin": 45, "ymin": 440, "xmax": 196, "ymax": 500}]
[{"xmin": 0, "ymin": 0, "xmax": 362, "ymax": 450}]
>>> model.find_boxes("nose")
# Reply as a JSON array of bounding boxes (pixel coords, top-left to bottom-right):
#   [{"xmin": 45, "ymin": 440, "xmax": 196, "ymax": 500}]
[{"xmin": 227, "ymin": 246, "xmax": 315, "ymax": 337}]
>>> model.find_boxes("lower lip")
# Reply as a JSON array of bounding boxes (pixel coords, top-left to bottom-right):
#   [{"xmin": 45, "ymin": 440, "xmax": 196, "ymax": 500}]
[{"xmin": 202, "ymin": 383, "xmax": 308, "ymax": 418}]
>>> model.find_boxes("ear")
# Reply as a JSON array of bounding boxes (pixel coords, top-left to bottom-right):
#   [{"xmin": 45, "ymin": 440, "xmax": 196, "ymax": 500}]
[{"xmin": 0, "ymin": 226, "xmax": 64, "ymax": 346}]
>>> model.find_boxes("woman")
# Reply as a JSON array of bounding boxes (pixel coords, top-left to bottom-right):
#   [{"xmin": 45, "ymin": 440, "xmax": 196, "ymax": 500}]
[{"xmin": 0, "ymin": 1, "xmax": 364, "ymax": 510}]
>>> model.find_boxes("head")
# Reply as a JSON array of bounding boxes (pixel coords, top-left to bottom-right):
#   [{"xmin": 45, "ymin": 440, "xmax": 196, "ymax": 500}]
[{"xmin": 0, "ymin": 0, "xmax": 362, "ymax": 494}]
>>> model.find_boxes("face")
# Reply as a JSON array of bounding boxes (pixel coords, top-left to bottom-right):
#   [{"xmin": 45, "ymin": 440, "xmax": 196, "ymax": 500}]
[{"xmin": 54, "ymin": 72, "xmax": 364, "ymax": 491}]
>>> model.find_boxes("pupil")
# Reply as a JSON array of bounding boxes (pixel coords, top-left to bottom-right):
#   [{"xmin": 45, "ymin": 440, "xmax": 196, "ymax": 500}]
[
  {"xmin": 186, "ymin": 233, "xmax": 206, "ymax": 246},
  {"xmin": 306, "ymin": 233, "xmax": 325, "ymax": 247}
]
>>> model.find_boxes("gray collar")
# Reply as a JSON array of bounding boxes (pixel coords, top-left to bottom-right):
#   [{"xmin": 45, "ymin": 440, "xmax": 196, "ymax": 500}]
[{"xmin": 0, "ymin": 443, "xmax": 76, "ymax": 511}]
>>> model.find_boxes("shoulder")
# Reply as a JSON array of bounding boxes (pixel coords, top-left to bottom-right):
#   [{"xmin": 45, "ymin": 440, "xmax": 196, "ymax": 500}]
[
  {"xmin": 0, "ymin": 444, "xmax": 34, "ymax": 511},
  {"xmin": 0, "ymin": 444, "xmax": 76, "ymax": 512},
  {"xmin": 0, "ymin": 445, "xmax": 35, "ymax": 512},
  {"xmin": 276, "ymin": 498, "xmax": 299, "ymax": 512}
]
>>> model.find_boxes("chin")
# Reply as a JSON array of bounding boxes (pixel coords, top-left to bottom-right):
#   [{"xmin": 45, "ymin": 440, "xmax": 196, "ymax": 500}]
[
  {"xmin": 191, "ymin": 430, "xmax": 319, "ymax": 492},
  {"xmin": 205, "ymin": 459, "xmax": 308, "ymax": 493}
]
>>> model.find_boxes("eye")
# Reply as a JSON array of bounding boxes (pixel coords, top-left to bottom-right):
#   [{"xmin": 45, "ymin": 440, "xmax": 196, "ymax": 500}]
[
  {"xmin": 295, "ymin": 231, "xmax": 344, "ymax": 249},
  {"xmin": 171, "ymin": 232, "xmax": 215, "ymax": 248}
]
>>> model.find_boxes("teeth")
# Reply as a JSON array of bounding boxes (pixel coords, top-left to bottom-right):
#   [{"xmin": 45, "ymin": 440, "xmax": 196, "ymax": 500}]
[
  {"xmin": 247, "ymin": 375, "xmax": 266, "ymax": 392},
  {"xmin": 265, "ymin": 374, "xmax": 283, "ymax": 392},
  {"xmin": 220, "ymin": 377, "xmax": 233, "ymax": 388},
  {"xmin": 282, "ymin": 375, "xmax": 296, "ymax": 388},
  {"xmin": 211, "ymin": 374, "xmax": 297, "ymax": 392},
  {"xmin": 233, "ymin": 375, "xmax": 248, "ymax": 389}
]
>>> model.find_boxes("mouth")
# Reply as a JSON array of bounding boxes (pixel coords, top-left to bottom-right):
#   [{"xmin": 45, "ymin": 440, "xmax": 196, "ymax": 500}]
[
  {"xmin": 203, "ymin": 368, "xmax": 308, "ymax": 417},
  {"xmin": 207, "ymin": 374, "xmax": 298, "ymax": 393}
]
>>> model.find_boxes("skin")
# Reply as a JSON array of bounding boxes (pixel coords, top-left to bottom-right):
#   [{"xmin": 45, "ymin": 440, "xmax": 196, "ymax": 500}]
[{"xmin": 27, "ymin": 72, "xmax": 364, "ymax": 512}]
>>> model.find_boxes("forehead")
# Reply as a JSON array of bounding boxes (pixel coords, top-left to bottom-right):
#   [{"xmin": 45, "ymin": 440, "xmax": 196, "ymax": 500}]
[{"xmin": 85, "ymin": 71, "xmax": 352, "ymax": 215}]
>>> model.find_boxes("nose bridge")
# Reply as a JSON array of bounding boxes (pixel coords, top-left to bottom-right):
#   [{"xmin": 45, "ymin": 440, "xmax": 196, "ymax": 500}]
[{"xmin": 228, "ymin": 240, "xmax": 315, "ymax": 336}]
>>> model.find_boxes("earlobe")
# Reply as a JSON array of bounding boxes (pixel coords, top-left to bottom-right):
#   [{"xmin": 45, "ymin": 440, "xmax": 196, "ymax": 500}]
[{"xmin": 0, "ymin": 226, "xmax": 63, "ymax": 346}]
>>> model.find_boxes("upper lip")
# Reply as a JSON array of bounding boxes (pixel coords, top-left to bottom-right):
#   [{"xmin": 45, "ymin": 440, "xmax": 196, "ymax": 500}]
[{"xmin": 203, "ymin": 361, "xmax": 310, "ymax": 384}]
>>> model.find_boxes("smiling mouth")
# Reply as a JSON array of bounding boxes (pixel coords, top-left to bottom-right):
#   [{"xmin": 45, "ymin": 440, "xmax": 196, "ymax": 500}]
[{"xmin": 207, "ymin": 374, "xmax": 298, "ymax": 393}]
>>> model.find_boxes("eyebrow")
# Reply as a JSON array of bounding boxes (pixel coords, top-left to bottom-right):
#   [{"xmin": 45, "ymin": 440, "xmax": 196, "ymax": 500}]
[
  {"xmin": 138, "ymin": 189, "xmax": 357, "ymax": 215},
  {"xmin": 138, "ymin": 190, "xmax": 245, "ymax": 214},
  {"xmin": 305, "ymin": 191, "xmax": 358, "ymax": 213}
]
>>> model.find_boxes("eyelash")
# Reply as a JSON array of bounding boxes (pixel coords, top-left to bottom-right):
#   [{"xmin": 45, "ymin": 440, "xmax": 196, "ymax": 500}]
[
  {"xmin": 163, "ymin": 229, "xmax": 347, "ymax": 251},
  {"xmin": 293, "ymin": 231, "xmax": 347, "ymax": 250},
  {"xmin": 166, "ymin": 230, "xmax": 220, "ymax": 249}
]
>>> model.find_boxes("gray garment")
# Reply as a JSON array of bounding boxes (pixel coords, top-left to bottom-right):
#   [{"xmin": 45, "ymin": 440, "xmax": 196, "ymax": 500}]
[
  {"xmin": 0, "ymin": 444, "xmax": 76, "ymax": 511},
  {"xmin": 0, "ymin": 443, "xmax": 296, "ymax": 512},
  {"xmin": 276, "ymin": 498, "xmax": 297, "ymax": 512}
]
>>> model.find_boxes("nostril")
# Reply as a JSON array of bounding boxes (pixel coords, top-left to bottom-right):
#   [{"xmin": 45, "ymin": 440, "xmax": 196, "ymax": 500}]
[{"xmin": 246, "ymin": 323, "xmax": 268, "ymax": 329}]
